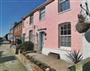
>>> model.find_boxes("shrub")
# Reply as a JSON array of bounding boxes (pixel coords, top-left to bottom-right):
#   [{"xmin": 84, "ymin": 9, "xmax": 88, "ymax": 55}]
[
  {"xmin": 16, "ymin": 39, "xmax": 22, "ymax": 45},
  {"xmin": 68, "ymin": 65, "xmax": 76, "ymax": 71},
  {"xmin": 15, "ymin": 39, "xmax": 22, "ymax": 54},
  {"xmin": 19, "ymin": 41, "xmax": 34, "ymax": 53},
  {"xmin": 66, "ymin": 50, "xmax": 83, "ymax": 64},
  {"xmin": 83, "ymin": 61, "xmax": 90, "ymax": 71}
]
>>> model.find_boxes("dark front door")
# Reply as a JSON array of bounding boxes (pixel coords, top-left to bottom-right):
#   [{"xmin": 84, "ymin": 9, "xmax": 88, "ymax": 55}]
[{"xmin": 22, "ymin": 34, "xmax": 25, "ymax": 43}]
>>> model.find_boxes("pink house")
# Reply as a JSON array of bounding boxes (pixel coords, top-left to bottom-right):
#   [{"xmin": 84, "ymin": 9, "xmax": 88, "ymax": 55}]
[{"xmin": 22, "ymin": 0, "xmax": 83, "ymax": 61}]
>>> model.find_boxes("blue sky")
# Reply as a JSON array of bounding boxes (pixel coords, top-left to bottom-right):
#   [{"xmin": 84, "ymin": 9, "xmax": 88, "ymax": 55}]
[{"xmin": 0, "ymin": 0, "xmax": 46, "ymax": 37}]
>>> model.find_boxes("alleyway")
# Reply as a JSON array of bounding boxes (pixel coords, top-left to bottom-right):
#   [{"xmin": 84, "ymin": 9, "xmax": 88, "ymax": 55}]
[{"xmin": 0, "ymin": 43, "xmax": 28, "ymax": 71}]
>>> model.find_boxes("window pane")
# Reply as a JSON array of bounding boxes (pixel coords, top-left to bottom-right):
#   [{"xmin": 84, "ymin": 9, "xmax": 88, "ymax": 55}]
[
  {"xmin": 63, "ymin": 30, "xmax": 67, "ymax": 35},
  {"xmin": 64, "ymin": 24, "xmax": 67, "ymax": 30},
  {"xmin": 61, "ymin": 30, "xmax": 63, "ymax": 35},
  {"xmin": 60, "ymin": 36, "xmax": 71, "ymax": 47},
  {"xmin": 61, "ymin": 26, "xmax": 63, "ymax": 30},
  {"xmin": 68, "ymin": 36, "xmax": 71, "ymax": 42},
  {"xmin": 58, "ymin": 0, "xmax": 70, "ymax": 12},
  {"xmin": 61, "ymin": 36, "xmax": 65, "ymax": 42},
  {"xmin": 65, "ymin": 36, "xmax": 68, "ymax": 42},
  {"xmin": 61, "ymin": 42, "xmax": 65, "ymax": 45},
  {"xmin": 30, "ymin": 15, "xmax": 33, "ymax": 24},
  {"xmin": 41, "ymin": 8, "xmax": 45, "ymax": 13},
  {"xmin": 65, "ymin": 42, "xmax": 69, "ymax": 47},
  {"xmin": 65, "ymin": 0, "xmax": 70, "ymax": 10},
  {"xmin": 40, "ymin": 8, "xmax": 45, "ymax": 20},
  {"xmin": 68, "ymin": 29, "xmax": 71, "ymax": 34},
  {"xmin": 67, "ymin": 25, "xmax": 71, "ymax": 29}
]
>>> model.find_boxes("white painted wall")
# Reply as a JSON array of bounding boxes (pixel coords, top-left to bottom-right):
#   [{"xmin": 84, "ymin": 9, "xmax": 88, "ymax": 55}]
[
  {"xmin": 42, "ymin": 47, "xmax": 71, "ymax": 62},
  {"xmin": 81, "ymin": 0, "xmax": 90, "ymax": 59},
  {"xmin": 82, "ymin": 29, "xmax": 90, "ymax": 59},
  {"xmin": 81, "ymin": 0, "xmax": 90, "ymax": 21}
]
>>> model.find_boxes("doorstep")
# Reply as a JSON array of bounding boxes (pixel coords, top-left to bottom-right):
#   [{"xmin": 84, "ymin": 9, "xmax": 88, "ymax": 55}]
[{"xmin": 24, "ymin": 53, "xmax": 72, "ymax": 71}]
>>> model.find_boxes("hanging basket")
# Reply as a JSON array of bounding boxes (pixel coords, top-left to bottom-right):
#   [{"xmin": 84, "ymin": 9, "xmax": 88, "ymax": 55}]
[{"xmin": 76, "ymin": 22, "xmax": 90, "ymax": 33}]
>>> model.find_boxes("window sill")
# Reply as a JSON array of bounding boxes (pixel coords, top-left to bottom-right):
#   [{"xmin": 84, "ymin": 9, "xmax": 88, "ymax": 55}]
[
  {"xmin": 58, "ymin": 8, "xmax": 71, "ymax": 14},
  {"xmin": 59, "ymin": 47, "xmax": 71, "ymax": 51}
]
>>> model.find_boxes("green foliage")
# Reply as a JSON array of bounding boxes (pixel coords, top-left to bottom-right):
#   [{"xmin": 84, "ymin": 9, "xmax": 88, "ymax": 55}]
[
  {"xmin": 83, "ymin": 61, "xmax": 90, "ymax": 71},
  {"xmin": 66, "ymin": 50, "xmax": 83, "ymax": 64},
  {"xmin": 16, "ymin": 39, "xmax": 22, "ymax": 45},
  {"xmin": 19, "ymin": 41, "xmax": 34, "ymax": 53},
  {"xmin": 68, "ymin": 65, "xmax": 76, "ymax": 71}
]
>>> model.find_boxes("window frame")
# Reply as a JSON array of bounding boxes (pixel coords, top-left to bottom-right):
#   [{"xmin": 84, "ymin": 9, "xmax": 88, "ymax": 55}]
[
  {"xmin": 58, "ymin": 0, "xmax": 70, "ymax": 12},
  {"xmin": 30, "ymin": 14, "xmax": 34, "ymax": 24},
  {"xmin": 58, "ymin": 22, "xmax": 71, "ymax": 48},
  {"xmin": 39, "ymin": 7, "xmax": 46, "ymax": 21}
]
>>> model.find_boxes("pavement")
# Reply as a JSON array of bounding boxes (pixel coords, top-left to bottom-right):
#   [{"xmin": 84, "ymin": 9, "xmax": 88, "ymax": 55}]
[
  {"xmin": 0, "ymin": 44, "xmax": 33, "ymax": 71},
  {"xmin": 10, "ymin": 44, "xmax": 34, "ymax": 71},
  {"xmin": 25, "ymin": 53, "xmax": 72, "ymax": 71},
  {"xmin": 0, "ymin": 41, "xmax": 72, "ymax": 71}
]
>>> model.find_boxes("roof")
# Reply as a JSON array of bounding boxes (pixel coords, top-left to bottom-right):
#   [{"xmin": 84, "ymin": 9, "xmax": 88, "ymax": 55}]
[
  {"xmin": 22, "ymin": 0, "xmax": 54, "ymax": 20},
  {"xmin": 10, "ymin": 0, "xmax": 54, "ymax": 31},
  {"xmin": 11, "ymin": 20, "xmax": 22, "ymax": 30}
]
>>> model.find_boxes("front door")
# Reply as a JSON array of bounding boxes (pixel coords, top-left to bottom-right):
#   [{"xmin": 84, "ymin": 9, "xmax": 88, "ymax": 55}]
[
  {"xmin": 22, "ymin": 34, "xmax": 25, "ymax": 43},
  {"xmin": 39, "ymin": 32, "xmax": 45, "ymax": 51}
]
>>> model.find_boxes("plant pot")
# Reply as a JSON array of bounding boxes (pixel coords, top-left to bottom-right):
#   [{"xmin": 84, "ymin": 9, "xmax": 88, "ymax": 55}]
[{"xmin": 76, "ymin": 22, "xmax": 90, "ymax": 33}]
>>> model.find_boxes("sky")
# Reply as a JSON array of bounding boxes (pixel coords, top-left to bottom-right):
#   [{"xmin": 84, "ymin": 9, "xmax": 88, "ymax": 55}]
[{"xmin": 0, "ymin": 0, "xmax": 46, "ymax": 37}]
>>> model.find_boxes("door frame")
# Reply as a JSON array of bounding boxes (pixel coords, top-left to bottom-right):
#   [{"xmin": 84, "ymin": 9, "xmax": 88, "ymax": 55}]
[{"xmin": 39, "ymin": 31, "xmax": 46, "ymax": 51}]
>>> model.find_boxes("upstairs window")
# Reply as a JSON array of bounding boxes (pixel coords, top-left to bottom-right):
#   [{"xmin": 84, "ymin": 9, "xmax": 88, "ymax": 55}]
[
  {"xmin": 30, "ymin": 14, "xmax": 34, "ymax": 24},
  {"xmin": 39, "ymin": 7, "xmax": 45, "ymax": 21},
  {"xmin": 58, "ymin": 0, "xmax": 70, "ymax": 12}
]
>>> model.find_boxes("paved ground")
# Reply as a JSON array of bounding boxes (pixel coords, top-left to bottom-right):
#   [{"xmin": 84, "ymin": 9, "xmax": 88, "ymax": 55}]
[
  {"xmin": 0, "ymin": 44, "xmax": 28, "ymax": 71},
  {"xmin": 0, "ymin": 42, "xmax": 72, "ymax": 71},
  {"xmin": 26, "ymin": 53, "xmax": 72, "ymax": 71}
]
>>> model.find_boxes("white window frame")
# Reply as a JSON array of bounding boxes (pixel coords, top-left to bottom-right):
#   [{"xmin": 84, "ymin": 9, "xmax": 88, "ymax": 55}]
[
  {"xmin": 59, "ymin": 22, "xmax": 71, "ymax": 49},
  {"xmin": 39, "ymin": 8, "xmax": 45, "ymax": 21},
  {"xmin": 58, "ymin": 0, "xmax": 70, "ymax": 12},
  {"xmin": 30, "ymin": 14, "xmax": 34, "ymax": 24}
]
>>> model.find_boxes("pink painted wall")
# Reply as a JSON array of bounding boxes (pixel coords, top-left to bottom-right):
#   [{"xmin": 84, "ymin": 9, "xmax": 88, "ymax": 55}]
[
  {"xmin": 35, "ymin": 0, "xmax": 82, "ymax": 50},
  {"xmin": 22, "ymin": 0, "xmax": 82, "ymax": 51},
  {"xmin": 22, "ymin": 16, "xmax": 35, "ymax": 41},
  {"xmin": 69, "ymin": 1, "xmax": 82, "ymax": 51}
]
